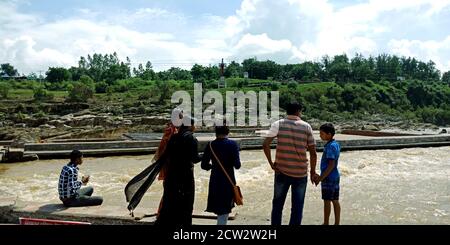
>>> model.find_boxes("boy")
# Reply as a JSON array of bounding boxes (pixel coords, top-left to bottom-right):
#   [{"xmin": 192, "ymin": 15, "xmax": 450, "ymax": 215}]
[
  {"xmin": 58, "ymin": 150, "xmax": 103, "ymax": 207},
  {"xmin": 314, "ymin": 123, "xmax": 341, "ymax": 225}
]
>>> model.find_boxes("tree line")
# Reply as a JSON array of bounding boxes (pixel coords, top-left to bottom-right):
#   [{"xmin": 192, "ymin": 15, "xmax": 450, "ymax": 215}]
[{"xmin": 1, "ymin": 52, "xmax": 450, "ymax": 85}]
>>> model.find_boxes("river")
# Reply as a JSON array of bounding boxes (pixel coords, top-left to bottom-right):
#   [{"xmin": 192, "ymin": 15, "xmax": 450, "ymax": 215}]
[{"xmin": 0, "ymin": 147, "xmax": 449, "ymax": 224}]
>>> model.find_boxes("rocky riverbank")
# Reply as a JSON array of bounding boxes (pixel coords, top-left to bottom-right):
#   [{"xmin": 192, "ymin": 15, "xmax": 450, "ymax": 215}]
[{"xmin": 0, "ymin": 101, "xmax": 448, "ymax": 144}]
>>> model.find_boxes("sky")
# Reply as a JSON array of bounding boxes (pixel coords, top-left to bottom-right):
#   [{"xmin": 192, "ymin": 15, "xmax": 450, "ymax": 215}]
[{"xmin": 1, "ymin": 0, "xmax": 450, "ymax": 74}]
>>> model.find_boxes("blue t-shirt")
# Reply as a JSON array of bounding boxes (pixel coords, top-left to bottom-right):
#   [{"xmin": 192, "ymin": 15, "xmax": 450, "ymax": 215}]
[{"xmin": 320, "ymin": 139, "xmax": 340, "ymax": 180}]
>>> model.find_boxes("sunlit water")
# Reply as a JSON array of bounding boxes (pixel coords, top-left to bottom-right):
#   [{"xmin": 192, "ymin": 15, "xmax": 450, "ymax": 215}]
[{"xmin": 1, "ymin": 147, "xmax": 449, "ymax": 225}]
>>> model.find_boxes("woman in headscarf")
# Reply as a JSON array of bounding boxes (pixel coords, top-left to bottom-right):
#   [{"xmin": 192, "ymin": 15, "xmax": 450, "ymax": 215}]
[
  {"xmin": 155, "ymin": 109, "xmax": 183, "ymax": 216},
  {"xmin": 201, "ymin": 124, "xmax": 241, "ymax": 225},
  {"xmin": 155, "ymin": 117, "xmax": 202, "ymax": 227}
]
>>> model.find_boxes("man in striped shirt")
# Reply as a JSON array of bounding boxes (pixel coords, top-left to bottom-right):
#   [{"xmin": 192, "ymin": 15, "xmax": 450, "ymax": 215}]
[
  {"xmin": 263, "ymin": 102, "xmax": 317, "ymax": 225},
  {"xmin": 58, "ymin": 150, "xmax": 103, "ymax": 207}
]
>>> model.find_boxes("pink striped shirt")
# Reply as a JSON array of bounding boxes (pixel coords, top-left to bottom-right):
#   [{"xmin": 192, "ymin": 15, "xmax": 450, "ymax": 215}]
[{"xmin": 267, "ymin": 116, "xmax": 316, "ymax": 178}]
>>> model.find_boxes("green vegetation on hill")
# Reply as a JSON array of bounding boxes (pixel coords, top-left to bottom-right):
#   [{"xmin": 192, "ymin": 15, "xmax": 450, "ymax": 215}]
[{"xmin": 1, "ymin": 52, "xmax": 449, "ymax": 126}]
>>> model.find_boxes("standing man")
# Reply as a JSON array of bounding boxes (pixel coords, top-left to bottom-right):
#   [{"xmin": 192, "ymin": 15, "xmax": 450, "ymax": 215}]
[
  {"xmin": 58, "ymin": 150, "xmax": 103, "ymax": 207},
  {"xmin": 263, "ymin": 102, "xmax": 317, "ymax": 225}
]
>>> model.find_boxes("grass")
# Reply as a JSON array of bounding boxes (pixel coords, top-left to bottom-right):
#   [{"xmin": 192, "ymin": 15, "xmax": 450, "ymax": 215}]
[
  {"xmin": 8, "ymin": 89, "xmax": 68, "ymax": 101},
  {"xmin": 297, "ymin": 82, "xmax": 335, "ymax": 93}
]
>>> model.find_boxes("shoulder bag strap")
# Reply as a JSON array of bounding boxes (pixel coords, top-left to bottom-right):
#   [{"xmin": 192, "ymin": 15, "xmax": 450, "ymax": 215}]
[{"xmin": 209, "ymin": 142, "xmax": 236, "ymax": 187}]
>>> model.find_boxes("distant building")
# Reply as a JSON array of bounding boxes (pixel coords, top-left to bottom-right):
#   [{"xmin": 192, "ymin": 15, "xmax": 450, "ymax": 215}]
[{"xmin": 0, "ymin": 74, "xmax": 27, "ymax": 80}]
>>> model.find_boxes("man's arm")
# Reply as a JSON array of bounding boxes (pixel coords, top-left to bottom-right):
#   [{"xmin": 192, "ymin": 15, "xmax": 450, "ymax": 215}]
[
  {"xmin": 263, "ymin": 137, "xmax": 275, "ymax": 169},
  {"xmin": 69, "ymin": 168, "xmax": 83, "ymax": 189},
  {"xmin": 308, "ymin": 145, "xmax": 318, "ymax": 184}
]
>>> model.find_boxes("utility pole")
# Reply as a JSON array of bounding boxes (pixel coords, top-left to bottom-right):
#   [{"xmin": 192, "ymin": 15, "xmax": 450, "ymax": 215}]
[
  {"xmin": 37, "ymin": 70, "xmax": 44, "ymax": 84},
  {"xmin": 218, "ymin": 58, "xmax": 226, "ymax": 89}
]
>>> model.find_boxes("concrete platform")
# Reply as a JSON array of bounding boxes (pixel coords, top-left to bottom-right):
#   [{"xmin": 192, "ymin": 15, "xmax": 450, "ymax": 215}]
[
  {"xmin": 0, "ymin": 199, "xmax": 237, "ymax": 225},
  {"xmin": 0, "ymin": 147, "xmax": 5, "ymax": 162},
  {"xmin": 13, "ymin": 133, "xmax": 450, "ymax": 160}
]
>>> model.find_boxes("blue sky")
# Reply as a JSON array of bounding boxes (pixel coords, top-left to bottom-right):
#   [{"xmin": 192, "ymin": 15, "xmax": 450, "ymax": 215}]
[
  {"xmin": 1, "ymin": 0, "xmax": 450, "ymax": 74},
  {"xmin": 18, "ymin": 0, "xmax": 243, "ymax": 20}
]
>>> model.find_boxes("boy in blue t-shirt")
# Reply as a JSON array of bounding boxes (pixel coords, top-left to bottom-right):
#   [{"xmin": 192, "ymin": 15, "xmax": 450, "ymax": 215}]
[{"xmin": 314, "ymin": 123, "xmax": 341, "ymax": 225}]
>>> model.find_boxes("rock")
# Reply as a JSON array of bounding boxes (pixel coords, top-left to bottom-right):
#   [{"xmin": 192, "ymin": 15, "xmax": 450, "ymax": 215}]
[
  {"xmin": 39, "ymin": 124, "xmax": 56, "ymax": 129},
  {"xmin": 440, "ymin": 129, "xmax": 448, "ymax": 134},
  {"xmin": 22, "ymin": 153, "xmax": 39, "ymax": 162},
  {"xmin": 48, "ymin": 120, "xmax": 65, "ymax": 128},
  {"xmin": 15, "ymin": 123, "xmax": 26, "ymax": 128},
  {"xmin": 341, "ymin": 123, "xmax": 359, "ymax": 130},
  {"xmin": 140, "ymin": 116, "xmax": 169, "ymax": 126},
  {"xmin": 73, "ymin": 109, "xmax": 93, "ymax": 117},
  {"xmin": 123, "ymin": 120, "xmax": 133, "ymax": 126},
  {"xmin": 63, "ymin": 124, "xmax": 72, "ymax": 130},
  {"xmin": 93, "ymin": 116, "xmax": 109, "ymax": 127},
  {"xmin": 23, "ymin": 117, "xmax": 49, "ymax": 127},
  {"xmin": 362, "ymin": 124, "xmax": 380, "ymax": 131},
  {"xmin": 61, "ymin": 114, "xmax": 74, "ymax": 121},
  {"xmin": 66, "ymin": 115, "xmax": 96, "ymax": 127},
  {"xmin": 308, "ymin": 120, "xmax": 322, "ymax": 130}
]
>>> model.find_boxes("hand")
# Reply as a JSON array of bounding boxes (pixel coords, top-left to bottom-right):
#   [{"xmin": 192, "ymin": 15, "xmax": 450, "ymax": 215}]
[
  {"xmin": 313, "ymin": 175, "xmax": 322, "ymax": 186},
  {"xmin": 81, "ymin": 175, "xmax": 90, "ymax": 184},
  {"xmin": 310, "ymin": 172, "xmax": 318, "ymax": 184},
  {"xmin": 270, "ymin": 161, "xmax": 276, "ymax": 170}
]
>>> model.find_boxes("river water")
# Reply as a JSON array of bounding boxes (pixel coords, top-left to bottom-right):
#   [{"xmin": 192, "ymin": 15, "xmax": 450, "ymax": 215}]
[{"xmin": 0, "ymin": 147, "xmax": 449, "ymax": 225}]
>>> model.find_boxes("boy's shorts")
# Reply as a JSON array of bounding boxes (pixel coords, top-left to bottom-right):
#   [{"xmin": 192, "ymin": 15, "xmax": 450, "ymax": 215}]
[{"xmin": 321, "ymin": 177, "xmax": 340, "ymax": 201}]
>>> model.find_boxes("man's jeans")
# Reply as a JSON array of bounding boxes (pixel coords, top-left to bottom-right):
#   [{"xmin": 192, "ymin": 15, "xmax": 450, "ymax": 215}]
[
  {"xmin": 271, "ymin": 172, "xmax": 307, "ymax": 225},
  {"xmin": 62, "ymin": 187, "xmax": 103, "ymax": 207}
]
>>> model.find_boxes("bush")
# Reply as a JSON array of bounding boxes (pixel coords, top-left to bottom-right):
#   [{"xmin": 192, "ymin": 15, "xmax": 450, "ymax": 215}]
[
  {"xmin": 11, "ymin": 80, "xmax": 40, "ymax": 90},
  {"xmin": 14, "ymin": 112, "xmax": 26, "ymax": 122},
  {"xmin": 138, "ymin": 92, "xmax": 151, "ymax": 100},
  {"xmin": 0, "ymin": 83, "xmax": 9, "ymax": 99},
  {"xmin": 95, "ymin": 81, "xmax": 108, "ymax": 93},
  {"xmin": 68, "ymin": 82, "xmax": 94, "ymax": 102},
  {"xmin": 270, "ymin": 81, "xmax": 280, "ymax": 90},
  {"xmin": 287, "ymin": 81, "xmax": 298, "ymax": 90},
  {"xmin": 35, "ymin": 110, "xmax": 47, "ymax": 118},
  {"xmin": 33, "ymin": 86, "xmax": 54, "ymax": 101},
  {"xmin": 46, "ymin": 80, "xmax": 72, "ymax": 91}
]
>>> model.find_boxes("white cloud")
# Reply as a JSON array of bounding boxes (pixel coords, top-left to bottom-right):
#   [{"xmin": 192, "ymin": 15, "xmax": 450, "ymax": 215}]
[
  {"xmin": 1, "ymin": 0, "xmax": 450, "ymax": 74},
  {"xmin": 388, "ymin": 36, "xmax": 450, "ymax": 71},
  {"xmin": 0, "ymin": 3, "xmax": 225, "ymax": 73},
  {"xmin": 222, "ymin": 0, "xmax": 450, "ymax": 68}
]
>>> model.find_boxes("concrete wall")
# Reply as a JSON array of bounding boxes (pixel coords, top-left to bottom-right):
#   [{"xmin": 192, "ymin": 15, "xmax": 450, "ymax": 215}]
[{"xmin": 22, "ymin": 135, "xmax": 450, "ymax": 159}]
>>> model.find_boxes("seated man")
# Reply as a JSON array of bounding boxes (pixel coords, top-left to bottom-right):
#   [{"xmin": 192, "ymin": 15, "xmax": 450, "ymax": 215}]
[{"xmin": 58, "ymin": 150, "xmax": 103, "ymax": 207}]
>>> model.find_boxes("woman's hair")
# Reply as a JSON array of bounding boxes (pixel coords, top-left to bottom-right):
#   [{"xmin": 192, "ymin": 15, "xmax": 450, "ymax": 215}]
[
  {"xmin": 179, "ymin": 117, "xmax": 196, "ymax": 131},
  {"xmin": 215, "ymin": 125, "xmax": 230, "ymax": 136}
]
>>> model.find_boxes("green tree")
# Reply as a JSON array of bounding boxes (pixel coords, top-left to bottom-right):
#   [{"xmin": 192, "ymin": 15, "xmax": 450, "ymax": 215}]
[
  {"xmin": 134, "ymin": 61, "xmax": 156, "ymax": 80},
  {"xmin": 68, "ymin": 82, "xmax": 94, "ymax": 102},
  {"xmin": 46, "ymin": 67, "xmax": 72, "ymax": 83},
  {"xmin": 191, "ymin": 64, "xmax": 206, "ymax": 83},
  {"xmin": 0, "ymin": 63, "xmax": 18, "ymax": 76},
  {"xmin": 351, "ymin": 54, "xmax": 372, "ymax": 83},
  {"xmin": 80, "ymin": 52, "xmax": 131, "ymax": 83},
  {"xmin": 329, "ymin": 54, "xmax": 351, "ymax": 84},
  {"xmin": 79, "ymin": 75, "xmax": 95, "ymax": 90},
  {"xmin": 224, "ymin": 61, "xmax": 242, "ymax": 78},
  {"xmin": 442, "ymin": 71, "xmax": 450, "ymax": 85}
]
